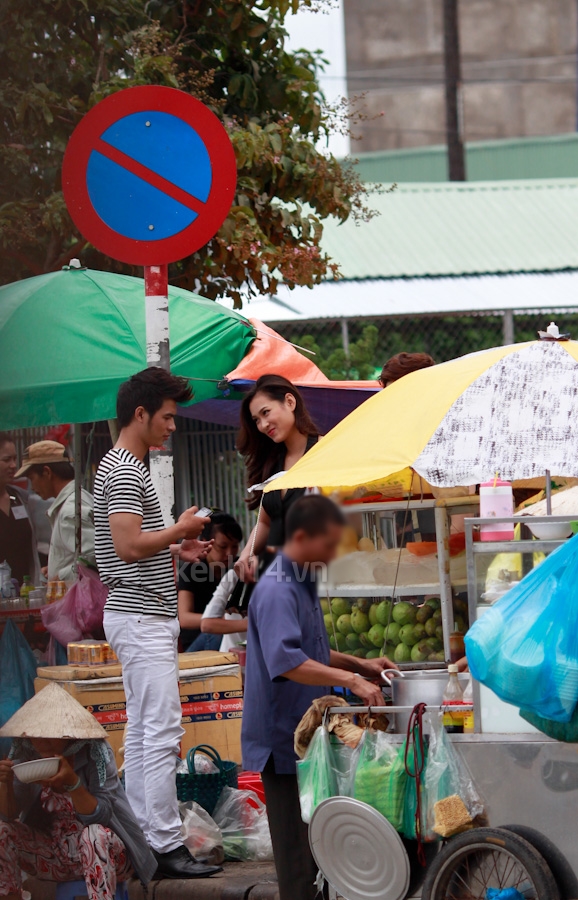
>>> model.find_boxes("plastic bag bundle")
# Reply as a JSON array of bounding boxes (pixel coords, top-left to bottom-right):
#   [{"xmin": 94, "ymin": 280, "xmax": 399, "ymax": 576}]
[
  {"xmin": 422, "ymin": 713, "xmax": 484, "ymax": 841},
  {"xmin": 330, "ymin": 738, "xmax": 356, "ymax": 797},
  {"xmin": 180, "ymin": 801, "xmax": 224, "ymax": 865},
  {"xmin": 352, "ymin": 730, "xmax": 408, "ymax": 832},
  {"xmin": 297, "ymin": 726, "xmax": 339, "ymax": 824},
  {"xmin": 486, "ymin": 890, "xmax": 526, "ymax": 900},
  {"xmin": 41, "ymin": 565, "xmax": 108, "ymax": 646},
  {"xmin": 401, "ymin": 738, "xmax": 428, "ymax": 841},
  {"xmin": 465, "ymin": 535, "xmax": 578, "ymax": 723},
  {"xmin": 212, "ymin": 787, "xmax": 273, "ymax": 861},
  {"xmin": 0, "ymin": 621, "xmax": 37, "ymax": 756},
  {"xmin": 177, "ymin": 755, "xmax": 219, "ymax": 775}
]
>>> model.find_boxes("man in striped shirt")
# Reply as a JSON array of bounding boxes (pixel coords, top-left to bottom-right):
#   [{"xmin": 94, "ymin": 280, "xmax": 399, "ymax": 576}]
[{"xmin": 95, "ymin": 367, "xmax": 221, "ymax": 880}]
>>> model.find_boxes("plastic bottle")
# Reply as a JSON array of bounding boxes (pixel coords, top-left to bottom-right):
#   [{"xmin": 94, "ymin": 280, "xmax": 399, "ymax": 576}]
[
  {"xmin": 463, "ymin": 676, "xmax": 475, "ymax": 733},
  {"xmin": 480, "ymin": 480, "xmax": 514, "ymax": 541},
  {"xmin": 449, "ymin": 624, "xmax": 465, "ymax": 664},
  {"xmin": 0, "ymin": 560, "xmax": 14, "ymax": 599},
  {"xmin": 442, "ymin": 664, "xmax": 466, "ymax": 734},
  {"xmin": 19, "ymin": 575, "xmax": 32, "ymax": 608}
]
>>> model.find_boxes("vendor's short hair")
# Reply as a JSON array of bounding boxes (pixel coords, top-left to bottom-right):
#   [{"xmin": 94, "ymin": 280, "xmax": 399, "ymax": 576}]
[
  {"xmin": 116, "ymin": 368, "xmax": 193, "ymax": 428},
  {"xmin": 28, "ymin": 461, "xmax": 75, "ymax": 481},
  {"xmin": 285, "ymin": 495, "xmax": 345, "ymax": 540},
  {"xmin": 200, "ymin": 510, "xmax": 243, "ymax": 543},
  {"xmin": 0, "ymin": 432, "xmax": 14, "ymax": 450},
  {"xmin": 211, "ymin": 512, "xmax": 243, "ymax": 543},
  {"xmin": 379, "ymin": 352, "xmax": 435, "ymax": 387}
]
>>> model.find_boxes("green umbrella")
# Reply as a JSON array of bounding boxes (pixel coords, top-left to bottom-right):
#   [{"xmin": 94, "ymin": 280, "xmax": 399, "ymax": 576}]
[{"xmin": 0, "ymin": 266, "xmax": 256, "ymax": 429}]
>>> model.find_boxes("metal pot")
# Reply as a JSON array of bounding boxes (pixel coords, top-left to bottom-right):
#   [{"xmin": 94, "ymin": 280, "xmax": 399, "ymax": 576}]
[{"xmin": 383, "ymin": 669, "xmax": 469, "ymax": 733}]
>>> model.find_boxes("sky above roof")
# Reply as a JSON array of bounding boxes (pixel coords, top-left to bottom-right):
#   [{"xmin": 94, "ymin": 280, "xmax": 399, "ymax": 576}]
[{"xmin": 285, "ymin": 1, "xmax": 350, "ymax": 158}]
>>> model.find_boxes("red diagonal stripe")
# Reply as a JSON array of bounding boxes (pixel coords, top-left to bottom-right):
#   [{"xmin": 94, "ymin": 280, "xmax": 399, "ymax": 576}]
[{"xmin": 94, "ymin": 137, "xmax": 206, "ymax": 214}]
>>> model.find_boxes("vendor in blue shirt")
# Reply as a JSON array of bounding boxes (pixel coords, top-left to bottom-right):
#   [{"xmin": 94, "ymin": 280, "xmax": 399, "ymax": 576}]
[{"xmin": 242, "ymin": 495, "xmax": 396, "ymax": 900}]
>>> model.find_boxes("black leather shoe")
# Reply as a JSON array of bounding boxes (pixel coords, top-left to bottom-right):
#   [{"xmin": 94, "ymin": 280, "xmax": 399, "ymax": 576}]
[{"xmin": 153, "ymin": 845, "xmax": 222, "ymax": 879}]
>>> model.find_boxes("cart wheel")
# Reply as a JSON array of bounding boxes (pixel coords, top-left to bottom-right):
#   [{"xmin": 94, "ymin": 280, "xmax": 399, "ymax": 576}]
[
  {"xmin": 420, "ymin": 827, "xmax": 560, "ymax": 900},
  {"xmin": 500, "ymin": 824, "xmax": 578, "ymax": 900}
]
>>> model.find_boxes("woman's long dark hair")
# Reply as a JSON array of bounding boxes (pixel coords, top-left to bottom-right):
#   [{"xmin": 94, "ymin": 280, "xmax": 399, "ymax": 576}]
[{"xmin": 237, "ymin": 375, "xmax": 318, "ymax": 509}]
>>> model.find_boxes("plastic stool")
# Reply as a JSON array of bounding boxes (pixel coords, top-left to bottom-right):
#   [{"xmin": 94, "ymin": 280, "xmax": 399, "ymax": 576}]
[{"xmin": 55, "ymin": 880, "xmax": 128, "ymax": 900}]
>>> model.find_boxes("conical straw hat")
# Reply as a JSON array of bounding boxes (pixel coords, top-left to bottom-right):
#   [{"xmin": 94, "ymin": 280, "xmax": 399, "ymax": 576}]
[{"xmin": 0, "ymin": 683, "xmax": 108, "ymax": 740}]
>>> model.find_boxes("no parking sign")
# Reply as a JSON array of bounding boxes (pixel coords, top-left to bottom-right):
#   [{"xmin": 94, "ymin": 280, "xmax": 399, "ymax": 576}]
[{"xmin": 62, "ymin": 86, "xmax": 237, "ymax": 265}]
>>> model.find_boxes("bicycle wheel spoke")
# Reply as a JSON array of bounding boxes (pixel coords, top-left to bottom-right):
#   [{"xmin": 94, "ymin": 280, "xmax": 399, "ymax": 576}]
[{"xmin": 435, "ymin": 844, "xmax": 541, "ymax": 900}]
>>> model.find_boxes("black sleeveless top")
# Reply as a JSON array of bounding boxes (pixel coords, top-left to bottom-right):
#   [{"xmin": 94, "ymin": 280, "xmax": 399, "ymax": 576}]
[{"xmin": 261, "ymin": 434, "xmax": 318, "ymax": 547}]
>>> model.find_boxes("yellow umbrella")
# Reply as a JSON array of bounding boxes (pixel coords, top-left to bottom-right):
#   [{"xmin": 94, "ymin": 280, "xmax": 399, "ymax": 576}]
[{"xmin": 262, "ymin": 339, "xmax": 578, "ymax": 494}]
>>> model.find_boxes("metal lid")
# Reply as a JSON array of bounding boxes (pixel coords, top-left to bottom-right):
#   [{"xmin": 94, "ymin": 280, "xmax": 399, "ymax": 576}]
[{"xmin": 309, "ymin": 797, "xmax": 410, "ymax": 900}]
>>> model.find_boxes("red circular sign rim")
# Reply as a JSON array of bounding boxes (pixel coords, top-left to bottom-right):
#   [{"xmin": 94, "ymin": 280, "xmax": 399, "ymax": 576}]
[{"xmin": 62, "ymin": 86, "xmax": 237, "ymax": 265}]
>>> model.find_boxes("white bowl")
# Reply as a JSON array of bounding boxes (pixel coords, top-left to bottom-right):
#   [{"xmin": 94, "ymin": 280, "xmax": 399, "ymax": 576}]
[
  {"xmin": 528, "ymin": 521, "xmax": 573, "ymax": 541},
  {"xmin": 12, "ymin": 757, "xmax": 60, "ymax": 784}
]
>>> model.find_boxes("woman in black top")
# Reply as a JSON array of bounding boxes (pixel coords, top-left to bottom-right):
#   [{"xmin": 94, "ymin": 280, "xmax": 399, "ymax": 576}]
[
  {"xmin": 235, "ymin": 375, "xmax": 318, "ymax": 582},
  {"xmin": 0, "ymin": 433, "xmax": 39, "ymax": 586}
]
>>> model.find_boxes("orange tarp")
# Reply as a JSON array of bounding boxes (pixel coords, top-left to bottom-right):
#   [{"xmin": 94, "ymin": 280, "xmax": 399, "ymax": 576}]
[{"xmin": 226, "ymin": 319, "xmax": 378, "ymax": 391}]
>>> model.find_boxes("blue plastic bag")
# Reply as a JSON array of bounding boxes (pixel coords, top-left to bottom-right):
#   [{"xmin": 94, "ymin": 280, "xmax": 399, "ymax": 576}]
[
  {"xmin": 486, "ymin": 889, "xmax": 526, "ymax": 900},
  {"xmin": 0, "ymin": 620, "xmax": 38, "ymax": 755},
  {"xmin": 465, "ymin": 534, "xmax": 578, "ymax": 723}
]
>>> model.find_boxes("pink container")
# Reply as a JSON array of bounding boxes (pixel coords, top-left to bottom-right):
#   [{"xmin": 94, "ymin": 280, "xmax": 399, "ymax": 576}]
[
  {"xmin": 480, "ymin": 480, "xmax": 514, "ymax": 541},
  {"xmin": 231, "ymin": 646, "xmax": 247, "ymax": 667}
]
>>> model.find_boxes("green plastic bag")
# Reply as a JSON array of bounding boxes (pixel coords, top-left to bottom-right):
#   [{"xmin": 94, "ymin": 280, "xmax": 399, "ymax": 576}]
[
  {"xmin": 520, "ymin": 705, "xmax": 578, "ymax": 742},
  {"xmin": 297, "ymin": 726, "xmax": 339, "ymax": 824},
  {"xmin": 353, "ymin": 730, "xmax": 408, "ymax": 832},
  {"xmin": 401, "ymin": 738, "xmax": 428, "ymax": 840}
]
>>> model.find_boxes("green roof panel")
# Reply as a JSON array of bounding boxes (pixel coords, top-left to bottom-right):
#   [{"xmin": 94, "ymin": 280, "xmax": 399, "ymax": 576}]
[
  {"xmin": 352, "ymin": 134, "xmax": 578, "ymax": 184},
  {"xmin": 322, "ymin": 179, "xmax": 578, "ymax": 280}
]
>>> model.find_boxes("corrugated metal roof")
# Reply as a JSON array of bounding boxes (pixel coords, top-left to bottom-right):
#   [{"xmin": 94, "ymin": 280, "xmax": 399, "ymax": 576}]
[
  {"xmin": 236, "ymin": 271, "xmax": 578, "ymax": 322},
  {"xmin": 320, "ymin": 179, "xmax": 578, "ymax": 279},
  {"xmin": 353, "ymin": 134, "xmax": 578, "ymax": 184}
]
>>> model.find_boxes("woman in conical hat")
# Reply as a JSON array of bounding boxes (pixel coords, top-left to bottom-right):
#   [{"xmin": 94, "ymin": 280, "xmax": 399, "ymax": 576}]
[{"xmin": 0, "ymin": 684, "xmax": 156, "ymax": 899}]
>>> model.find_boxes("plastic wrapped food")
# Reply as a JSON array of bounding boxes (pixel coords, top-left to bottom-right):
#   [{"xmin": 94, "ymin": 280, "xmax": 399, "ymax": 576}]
[{"xmin": 352, "ymin": 730, "xmax": 407, "ymax": 832}]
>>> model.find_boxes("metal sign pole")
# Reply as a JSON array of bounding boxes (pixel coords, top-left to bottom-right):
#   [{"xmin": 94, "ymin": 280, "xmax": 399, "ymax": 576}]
[
  {"xmin": 144, "ymin": 263, "xmax": 175, "ymax": 525},
  {"xmin": 74, "ymin": 422, "xmax": 83, "ymax": 559},
  {"xmin": 61, "ymin": 86, "xmax": 237, "ymax": 531}
]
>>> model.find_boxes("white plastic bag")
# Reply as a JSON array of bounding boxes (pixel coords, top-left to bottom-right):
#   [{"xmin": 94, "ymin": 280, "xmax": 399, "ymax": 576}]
[
  {"xmin": 176, "ymin": 754, "xmax": 218, "ymax": 775},
  {"xmin": 212, "ymin": 787, "xmax": 273, "ymax": 861},
  {"xmin": 180, "ymin": 801, "xmax": 224, "ymax": 864}
]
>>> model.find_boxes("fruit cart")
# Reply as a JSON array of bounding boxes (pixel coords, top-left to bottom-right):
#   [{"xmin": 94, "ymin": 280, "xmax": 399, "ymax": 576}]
[
  {"xmin": 308, "ymin": 513, "xmax": 578, "ymax": 900},
  {"xmin": 322, "ymin": 496, "xmax": 478, "ymax": 666}
]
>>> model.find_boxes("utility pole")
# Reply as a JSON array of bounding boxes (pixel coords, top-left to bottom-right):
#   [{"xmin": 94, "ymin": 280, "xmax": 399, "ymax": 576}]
[{"xmin": 443, "ymin": 0, "xmax": 466, "ymax": 180}]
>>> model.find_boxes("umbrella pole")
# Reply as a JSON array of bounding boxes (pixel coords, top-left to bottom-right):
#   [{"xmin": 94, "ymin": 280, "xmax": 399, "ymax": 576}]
[
  {"xmin": 74, "ymin": 422, "xmax": 82, "ymax": 560},
  {"xmin": 545, "ymin": 469, "xmax": 552, "ymax": 515},
  {"xmin": 144, "ymin": 264, "xmax": 175, "ymax": 525}
]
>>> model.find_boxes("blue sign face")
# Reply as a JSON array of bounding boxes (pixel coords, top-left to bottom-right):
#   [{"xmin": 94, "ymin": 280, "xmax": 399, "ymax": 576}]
[
  {"xmin": 63, "ymin": 85, "xmax": 237, "ymax": 265},
  {"xmin": 86, "ymin": 111, "xmax": 213, "ymax": 241}
]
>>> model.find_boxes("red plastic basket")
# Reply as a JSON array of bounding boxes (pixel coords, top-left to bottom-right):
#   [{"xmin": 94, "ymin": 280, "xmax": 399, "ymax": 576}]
[{"xmin": 238, "ymin": 771, "xmax": 266, "ymax": 806}]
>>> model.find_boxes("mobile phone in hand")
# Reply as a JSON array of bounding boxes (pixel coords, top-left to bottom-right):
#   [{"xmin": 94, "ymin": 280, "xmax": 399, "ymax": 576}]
[{"xmin": 196, "ymin": 507, "xmax": 213, "ymax": 518}]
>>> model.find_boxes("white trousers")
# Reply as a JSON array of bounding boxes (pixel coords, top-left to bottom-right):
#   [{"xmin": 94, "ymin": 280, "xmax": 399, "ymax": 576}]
[{"xmin": 104, "ymin": 610, "xmax": 184, "ymax": 853}]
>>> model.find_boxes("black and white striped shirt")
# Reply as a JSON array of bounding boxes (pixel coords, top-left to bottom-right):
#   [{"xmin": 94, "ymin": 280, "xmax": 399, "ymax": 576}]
[{"xmin": 94, "ymin": 448, "xmax": 177, "ymax": 617}]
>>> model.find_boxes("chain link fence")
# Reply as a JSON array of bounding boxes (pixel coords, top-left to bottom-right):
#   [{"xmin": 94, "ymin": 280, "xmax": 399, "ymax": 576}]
[{"xmin": 271, "ymin": 311, "xmax": 578, "ymax": 379}]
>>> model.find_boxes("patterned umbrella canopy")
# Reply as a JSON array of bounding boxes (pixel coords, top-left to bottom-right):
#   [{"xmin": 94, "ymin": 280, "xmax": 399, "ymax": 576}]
[{"xmin": 262, "ymin": 338, "xmax": 578, "ymax": 491}]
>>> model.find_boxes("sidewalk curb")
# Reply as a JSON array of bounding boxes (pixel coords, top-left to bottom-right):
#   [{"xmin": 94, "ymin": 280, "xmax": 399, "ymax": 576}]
[
  {"xmin": 128, "ymin": 863, "xmax": 279, "ymax": 900},
  {"xmin": 26, "ymin": 863, "xmax": 279, "ymax": 900}
]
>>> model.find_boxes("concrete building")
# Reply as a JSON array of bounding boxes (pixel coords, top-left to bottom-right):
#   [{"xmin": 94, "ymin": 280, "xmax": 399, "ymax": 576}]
[{"xmin": 344, "ymin": 0, "xmax": 578, "ymax": 152}]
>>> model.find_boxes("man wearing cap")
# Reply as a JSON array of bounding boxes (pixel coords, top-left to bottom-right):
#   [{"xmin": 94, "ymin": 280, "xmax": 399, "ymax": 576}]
[{"xmin": 17, "ymin": 441, "xmax": 95, "ymax": 582}]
